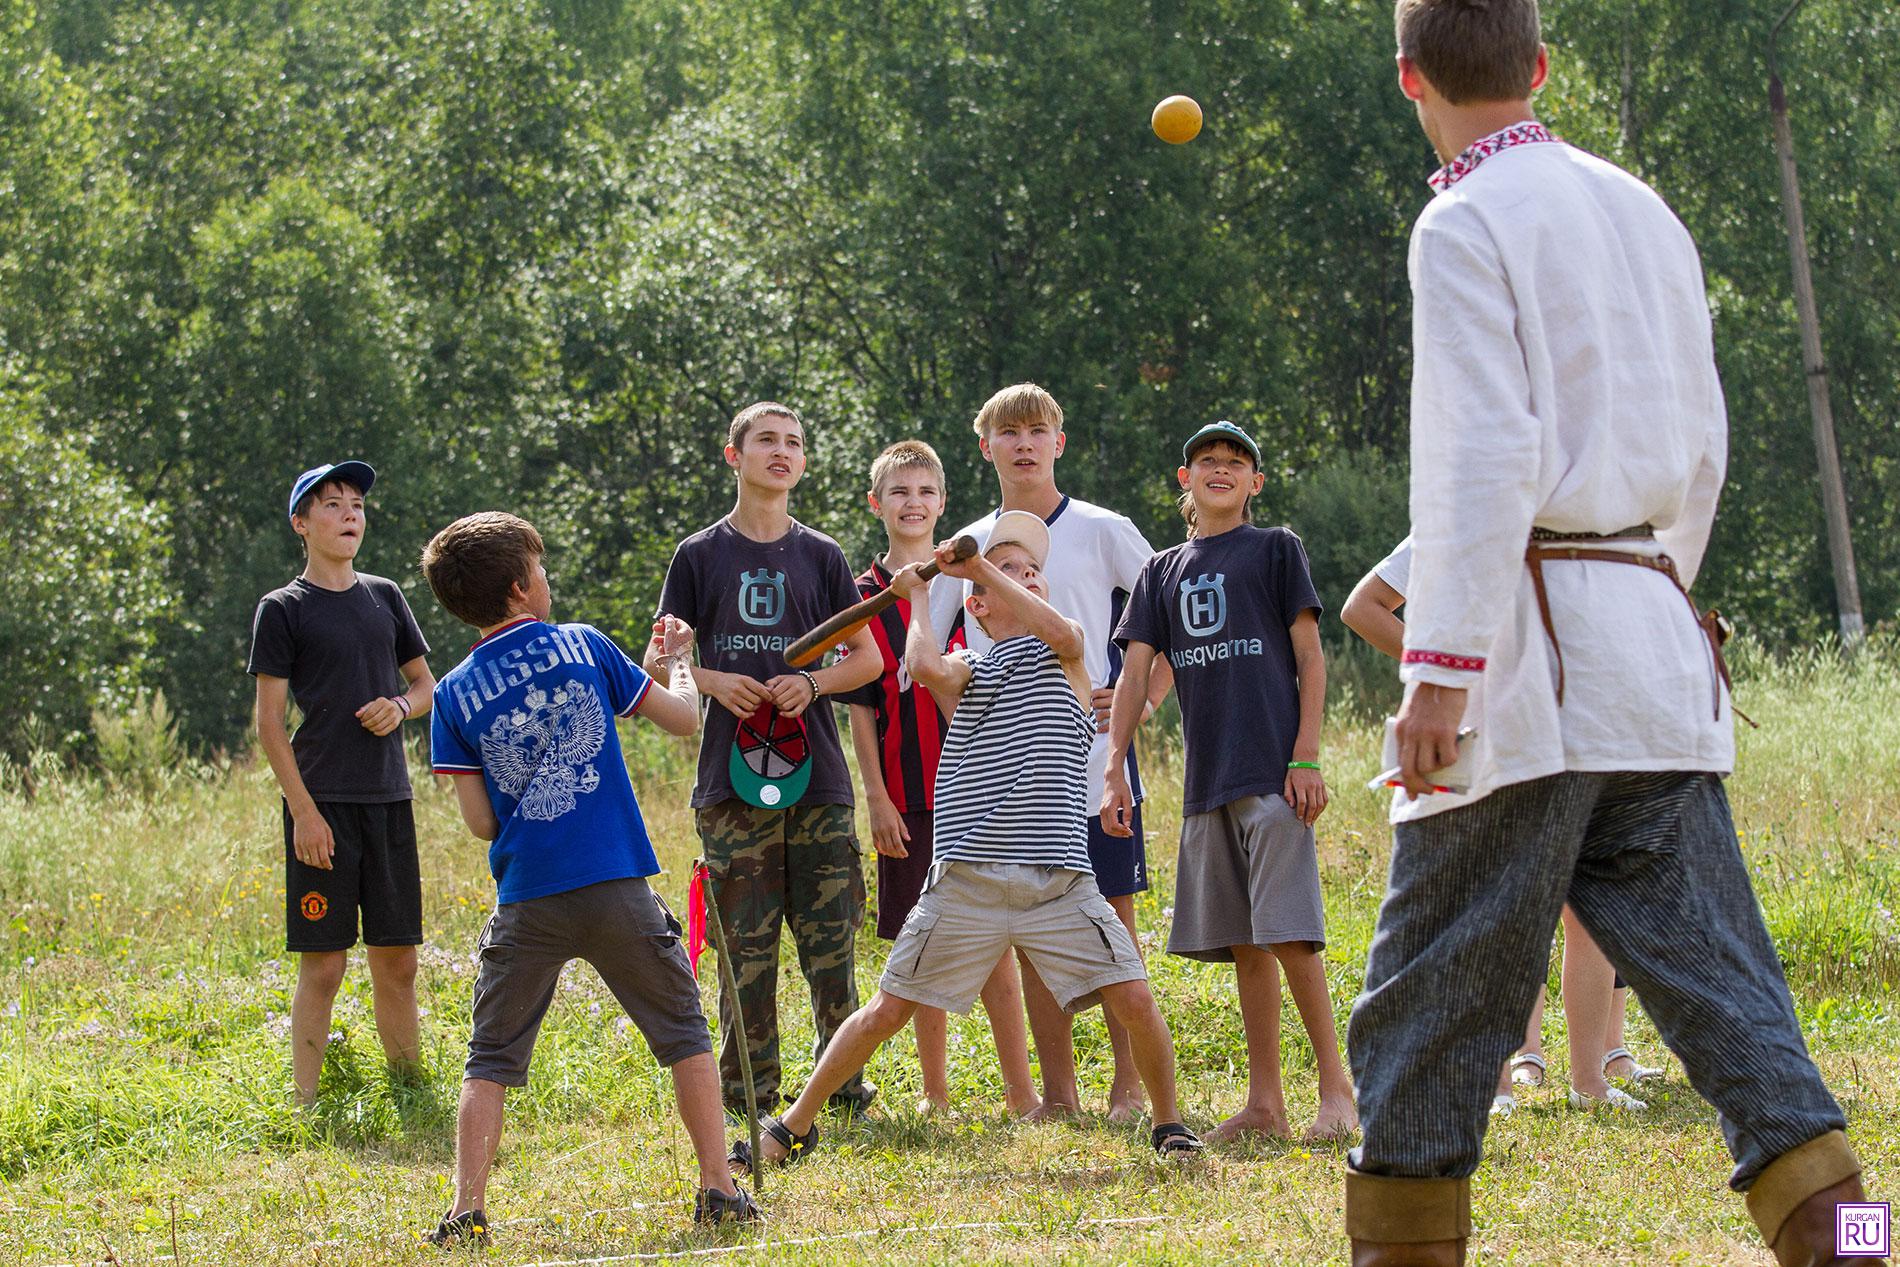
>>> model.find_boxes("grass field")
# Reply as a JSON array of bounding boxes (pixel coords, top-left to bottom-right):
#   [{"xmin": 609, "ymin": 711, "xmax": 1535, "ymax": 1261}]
[{"xmin": 2, "ymin": 638, "xmax": 1896, "ymax": 1265}]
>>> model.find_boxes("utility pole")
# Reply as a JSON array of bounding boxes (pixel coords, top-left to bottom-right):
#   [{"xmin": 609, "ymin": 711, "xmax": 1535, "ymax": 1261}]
[{"xmin": 1768, "ymin": 0, "xmax": 1864, "ymax": 647}]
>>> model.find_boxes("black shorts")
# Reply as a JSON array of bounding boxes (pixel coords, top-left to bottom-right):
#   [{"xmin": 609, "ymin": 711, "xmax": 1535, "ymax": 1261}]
[
  {"xmin": 1086, "ymin": 803, "xmax": 1148, "ymax": 899},
  {"xmin": 875, "ymin": 811, "xmax": 935, "ymax": 940},
  {"xmin": 284, "ymin": 800, "xmax": 423, "ymax": 953}
]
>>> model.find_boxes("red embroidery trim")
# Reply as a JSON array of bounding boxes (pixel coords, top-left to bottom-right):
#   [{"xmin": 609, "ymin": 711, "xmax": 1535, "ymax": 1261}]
[
  {"xmin": 1428, "ymin": 121, "xmax": 1561, "ymax": 193},
  {"xmin": 1403, "ymin": 649, "xmax": 1487, "ymax": 672}
]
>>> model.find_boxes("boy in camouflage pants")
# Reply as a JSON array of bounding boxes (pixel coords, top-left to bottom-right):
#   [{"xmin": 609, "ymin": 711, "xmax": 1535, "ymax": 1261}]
[{"xmin": 653, "ymin": 402, "xmax": 883, "ymax": 1113}]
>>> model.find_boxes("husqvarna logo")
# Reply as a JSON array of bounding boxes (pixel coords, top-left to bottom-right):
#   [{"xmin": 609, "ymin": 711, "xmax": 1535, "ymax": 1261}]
[
  {"xmin": 739, "ymin": 569, "xmax": 787, "ymax": 627},
  {"xmin": 1180, "ymin": 573, "xmax": 1227, "ymax": 638}
]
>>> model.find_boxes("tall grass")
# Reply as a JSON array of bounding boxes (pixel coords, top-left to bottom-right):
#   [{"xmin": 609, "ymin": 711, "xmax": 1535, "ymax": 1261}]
[{"xmin": 0, "ymin": 640, "xmax": 1895, "ymax": 1262}]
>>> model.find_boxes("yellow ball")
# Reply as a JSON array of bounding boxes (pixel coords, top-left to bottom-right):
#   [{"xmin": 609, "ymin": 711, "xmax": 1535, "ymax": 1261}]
[{"xmin": 1151, "ymin": 94, "xmax": 1203, "ymax": 145}]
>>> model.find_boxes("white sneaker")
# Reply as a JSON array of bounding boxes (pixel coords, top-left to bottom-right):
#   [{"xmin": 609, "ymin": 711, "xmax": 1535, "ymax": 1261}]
[{"xmin": 1568, "ymin": 1085, "xmax": 1648, "ymax": 1112}]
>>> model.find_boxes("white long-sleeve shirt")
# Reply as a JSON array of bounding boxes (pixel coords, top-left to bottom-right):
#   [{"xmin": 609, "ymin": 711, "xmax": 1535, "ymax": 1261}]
[{"xmin": 1395, "ymin": 123, "xmax": 1734, "ymax": 822}]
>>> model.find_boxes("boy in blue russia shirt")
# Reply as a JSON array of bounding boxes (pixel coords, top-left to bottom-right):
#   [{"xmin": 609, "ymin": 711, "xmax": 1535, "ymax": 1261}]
[
  {"xmin": 433, "ymin": 616, "xmax": 660, "ymax": 902},
  {"xmin": 421, "ymin": 511, "xmax": 758, "ymax": 1243}
]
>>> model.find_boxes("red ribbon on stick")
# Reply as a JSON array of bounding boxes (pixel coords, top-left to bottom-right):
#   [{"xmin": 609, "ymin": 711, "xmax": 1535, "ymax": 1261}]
[{"xmin": 687, "ymin": 862, "xmax": 709, "ymax": 974}]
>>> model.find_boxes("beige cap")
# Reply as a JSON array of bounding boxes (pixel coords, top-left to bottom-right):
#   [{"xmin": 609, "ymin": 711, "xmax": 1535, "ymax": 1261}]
[{"xmin": 984, "ymin": 510, "xmax": 1051, "ymax": 568}]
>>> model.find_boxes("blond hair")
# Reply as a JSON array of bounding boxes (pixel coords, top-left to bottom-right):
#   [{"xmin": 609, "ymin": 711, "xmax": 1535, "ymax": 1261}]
[
  {"xmin": 971, "ymin": 383, "xmax": 1063, "ymax": 439},
  {"xmin": 1394, "ymin": 0, "xmax": 1541, "ymax": 105},
  {"xmin": 868, "ymin": 439, "xmax": 946, "ymax": 499},
  {"xmin": 727, "ymin": 401, "xmax": 804, "ymax": 451}
]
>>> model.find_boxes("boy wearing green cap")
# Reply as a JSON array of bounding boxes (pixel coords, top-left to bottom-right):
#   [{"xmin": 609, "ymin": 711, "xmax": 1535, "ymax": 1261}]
[
  {"xmin": 248, "ymin": 461, "xmax": 436, "ymax": 1106},
  {"xmin": 1104, "ymin": 423, "xmax": 1357, "ymax": 1142}
]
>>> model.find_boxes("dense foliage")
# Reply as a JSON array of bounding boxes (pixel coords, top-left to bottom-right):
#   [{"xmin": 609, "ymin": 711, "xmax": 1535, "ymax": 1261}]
[{"xmin": 2, "ymin": 0, "xmax": 1894, "ymax": 752}]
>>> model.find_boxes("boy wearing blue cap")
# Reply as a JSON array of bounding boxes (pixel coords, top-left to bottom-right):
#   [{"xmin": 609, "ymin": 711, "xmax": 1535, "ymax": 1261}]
[
  {"xmin": 1104, "ymin": 422, "xmax": 1357, "ymax": 1143},
  {"xmin": 248, "ymin": 461, "xmax": 435, "ymax": 1106}
]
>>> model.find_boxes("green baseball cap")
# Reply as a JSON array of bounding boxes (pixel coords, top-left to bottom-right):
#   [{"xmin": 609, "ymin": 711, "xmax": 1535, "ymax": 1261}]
[
  {"xmin": 1181, "ymin": 420, "xmax": 1261, "ymax": 468},
  {"xmin": 728, "ymin": 702, "xmax": 812, "ymax": 809}
]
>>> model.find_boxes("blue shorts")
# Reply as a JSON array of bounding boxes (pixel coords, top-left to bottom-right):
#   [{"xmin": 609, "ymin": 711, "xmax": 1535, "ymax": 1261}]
[{"xmin": 1086, "ymin": 803, "xmax": 1148, "ymax": 899}]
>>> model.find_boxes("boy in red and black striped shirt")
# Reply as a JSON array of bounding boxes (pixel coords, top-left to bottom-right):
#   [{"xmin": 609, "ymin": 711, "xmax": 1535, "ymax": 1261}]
[{"xmin": 847, "ymin": 441, "xmax": 1038, "ymax": 1116}]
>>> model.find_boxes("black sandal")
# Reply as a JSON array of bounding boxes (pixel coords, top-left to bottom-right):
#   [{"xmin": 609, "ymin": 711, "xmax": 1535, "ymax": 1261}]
[
  {"xmin": 1151, "ymin": 1121, "xmax": 1205, "ymax": 1160},
  {"xmin": 727, "ymin": 1114, "xmax": 819, "ymax": 1173},
  {"xmin": 693, "ymin": 1183, "xmax": 762, "ymax": 1224}
]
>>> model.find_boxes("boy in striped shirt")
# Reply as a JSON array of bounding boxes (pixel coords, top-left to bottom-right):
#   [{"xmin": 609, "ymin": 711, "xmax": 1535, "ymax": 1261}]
[
  {"xmin": 846, "ymin": 441, "xmax": 1037, "ymax": 1115},
  {"xmin": 732, "ymin": 514, "xmax": 1203, "ymax": 1167}
]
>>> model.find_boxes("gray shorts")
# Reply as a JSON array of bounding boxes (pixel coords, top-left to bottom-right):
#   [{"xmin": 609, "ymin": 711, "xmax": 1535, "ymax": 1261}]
[
  {"xmin": 1169, "ymin": 794, "xmax": 1326, "ymax": 961},
  {"xmin": 878, "ymin": 863, "xmax": 1147, "ymax": 1015},
  {"xmin": 466, "ymin": 877, "xmax": 711, "ymax": 1086}
]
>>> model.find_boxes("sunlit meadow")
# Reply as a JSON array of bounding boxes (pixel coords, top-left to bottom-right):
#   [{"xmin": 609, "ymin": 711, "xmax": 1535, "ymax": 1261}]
[{"xmin": 1, "ymin": 639, "xmax": 1895, "ymax": 1265}]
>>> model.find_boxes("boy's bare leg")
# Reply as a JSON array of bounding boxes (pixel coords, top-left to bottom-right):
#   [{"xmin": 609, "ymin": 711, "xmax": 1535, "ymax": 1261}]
[
  {"xmin": 1103, "ymin": 893, "xmax": 1147, "ymax": 1122},
  {"xmin": 1209, "ymin": 944, "xmax": 1290, "ymax": 1141},
  {"xmin": 365, "ymin": 945, "xmax": 422, "ymax": 1076},
  {"xmin": 978, "ymin": 952, "xmax": 1041, "ymax": 1116},
  {"xmin": 757, "ymin": 991, "xmax": 918, "ymax": 1161},
  {"xmin": 913, "ymin": 1007, "xmax": 951, "ymax": 1112},
  {"xmin": 1095, "ymin": 980, "xmax": 1181, "ymax": 1126},
  {"xmin": 291, "ymin": 950, "xmax": 347, "ymax": 1105},
  {"xmin": 1499, "ymin": 983, "xmax": 1550, "ymax": 1097},
  {"xmin": 451, "ymin": 1078, "xmax": 505, "ymax": 1216},
  {"xmin": 1017, "ymin": 952, "xmax": 1080, "ymax": 1119},
  {"xmin": 1559, "ymin": 908, "xmax": 1619, "ymax": 1097},
  {"xmin": 1606, "ymin": 986, "xmax": 1629, "ymax": 1051},
  {"xmin": 669, "ymin": 1052, "xmax": 741, "ymax": 1195},
  {"xmin": 1269, "ymin": 940, "xmax": 1358, "ymax": 1139}
]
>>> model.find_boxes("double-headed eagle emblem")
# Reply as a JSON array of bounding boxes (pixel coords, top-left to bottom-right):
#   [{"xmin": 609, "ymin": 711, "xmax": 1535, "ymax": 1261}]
[{"xmin": 480, "ymin": 679, "xmax": 606, "ymax": 822}]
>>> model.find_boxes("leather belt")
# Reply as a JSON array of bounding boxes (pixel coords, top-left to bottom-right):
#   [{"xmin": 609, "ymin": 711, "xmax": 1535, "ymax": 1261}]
[
  {"xmin": 1529, "ymin": 523, "xmax": 1654, "ymax": 542},
  {"xmin": 1523, "ymin": 527, "xmax": 1734, "ymax": 721}
]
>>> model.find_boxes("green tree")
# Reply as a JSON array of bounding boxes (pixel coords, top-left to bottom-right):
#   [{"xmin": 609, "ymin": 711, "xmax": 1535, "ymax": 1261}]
[
  {"xmin": 164, "ymin": 177, "xmax": 420, "ymax": 745},
  {"xmin": 0, "ymin": 374, "xmax": 173, "ymax": 758}
]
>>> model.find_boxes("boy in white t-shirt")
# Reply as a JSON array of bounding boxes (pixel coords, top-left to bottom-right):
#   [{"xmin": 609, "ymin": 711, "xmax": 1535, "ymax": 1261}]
[{"xmin": 927, "ymin": 383, "xmax": 1172, "ymax": 1120}]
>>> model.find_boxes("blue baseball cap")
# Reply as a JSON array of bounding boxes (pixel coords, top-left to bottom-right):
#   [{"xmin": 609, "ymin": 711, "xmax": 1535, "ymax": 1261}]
[
  {"xmin": 1182, "ymin": 420, "xmax": 1261, "ymax": 468},
  {"xmin": 287, "ymin": 461, "xmax": 376, "ymax": 521}
]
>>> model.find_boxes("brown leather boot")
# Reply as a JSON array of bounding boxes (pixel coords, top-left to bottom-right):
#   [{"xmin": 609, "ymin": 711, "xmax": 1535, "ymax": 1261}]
[
  {"xmin": 1746, "ymin": 1131, "xmax": 1883, "ymax": 1267},
  {"xmin": 1345, "ymin": 1170, "xmax": 1469, "ymax": 1266},
  {"xmin": 1348, "ymin": 1240, "xmax": 1466, "ymax": 1267}
]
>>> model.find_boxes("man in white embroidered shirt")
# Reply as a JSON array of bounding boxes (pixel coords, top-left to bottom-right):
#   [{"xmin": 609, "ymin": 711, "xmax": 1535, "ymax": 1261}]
[{"xmin": 1343, "ymin": 4, "xmax": 1872, "ymax": 1266}]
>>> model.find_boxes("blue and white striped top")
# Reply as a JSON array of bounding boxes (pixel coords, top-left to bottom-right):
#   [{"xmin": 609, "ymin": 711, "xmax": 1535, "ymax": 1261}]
[{"xmin": 930, "ymin": 635, "xmax": 1096, "ymax": 876}]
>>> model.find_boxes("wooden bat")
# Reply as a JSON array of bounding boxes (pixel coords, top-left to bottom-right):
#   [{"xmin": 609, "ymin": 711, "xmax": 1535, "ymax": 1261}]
[{"xmin": 784, "ymin": 535, "xmax": 978, "ymax": 668}]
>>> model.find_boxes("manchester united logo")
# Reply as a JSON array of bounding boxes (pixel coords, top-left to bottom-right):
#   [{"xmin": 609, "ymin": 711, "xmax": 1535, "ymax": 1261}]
[{"xmin": 300, "ymin": 891, "xmax": 328, "ymax": 921}]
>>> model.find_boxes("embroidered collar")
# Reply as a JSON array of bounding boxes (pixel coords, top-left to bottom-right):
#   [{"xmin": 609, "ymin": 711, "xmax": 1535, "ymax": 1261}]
[{"xmin": 1427, "ymin": 120, "xmax": 1561, "ymax": 193}]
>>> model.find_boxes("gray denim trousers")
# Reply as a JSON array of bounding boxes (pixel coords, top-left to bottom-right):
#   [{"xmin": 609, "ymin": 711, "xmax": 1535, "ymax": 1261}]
[{"xmin": 1348, "ymin": 772, "xmax": 1844, "ymax": 1190}]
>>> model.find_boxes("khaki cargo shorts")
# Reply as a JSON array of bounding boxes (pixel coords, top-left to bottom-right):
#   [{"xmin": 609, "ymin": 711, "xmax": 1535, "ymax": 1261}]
[{"xmin": 878, "ymin": 862, "xmax": 1147, "ymax": 1014}]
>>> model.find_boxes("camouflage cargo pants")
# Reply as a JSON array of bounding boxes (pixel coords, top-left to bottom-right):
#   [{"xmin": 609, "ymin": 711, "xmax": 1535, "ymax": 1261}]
[{"xmin": 696, "ymin": 799, "xmax": 867, "ymax": 1114}]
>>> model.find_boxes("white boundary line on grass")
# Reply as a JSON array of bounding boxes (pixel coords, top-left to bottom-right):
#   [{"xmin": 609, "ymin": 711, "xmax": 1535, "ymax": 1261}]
[{"xmin": 516, "ymin": 1215, "xmax": 1170, "ymax": 1267}]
